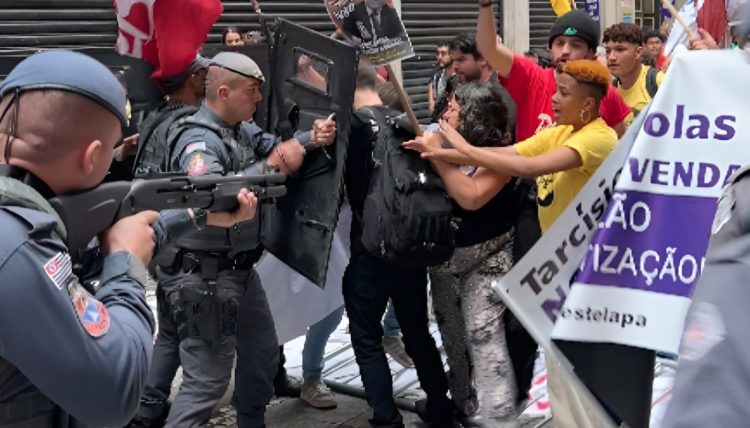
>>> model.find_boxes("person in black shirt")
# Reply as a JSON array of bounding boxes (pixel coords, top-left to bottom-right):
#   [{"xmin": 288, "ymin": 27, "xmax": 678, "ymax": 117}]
[
  {"xmin": 404, "ymin": 82, "xmax": 519, "ymax": 427},
  {"xmin": 344, "ymin": 61, "xmax": 453, "ymax": 428}
]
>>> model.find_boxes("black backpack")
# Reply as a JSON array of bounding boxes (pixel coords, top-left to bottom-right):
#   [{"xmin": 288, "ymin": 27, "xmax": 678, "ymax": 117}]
[
  {"xmin": 613, "ymin": 66, "xmax": 660, "ymax": 99},
  {"xmin": 358, "ymin": 106, "xmax": 455, "ymax": 268}
]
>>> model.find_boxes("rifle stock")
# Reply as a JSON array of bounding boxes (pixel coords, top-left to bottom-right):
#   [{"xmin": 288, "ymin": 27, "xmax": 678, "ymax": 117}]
[{"xmin": 48, "ymin": 174, "xmax": 287, "ymax": 255}]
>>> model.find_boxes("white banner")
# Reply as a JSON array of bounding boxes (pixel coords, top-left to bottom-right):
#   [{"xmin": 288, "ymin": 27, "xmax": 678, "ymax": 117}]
[
  {"xmin": 494, "ymin": 50, "xmax": 750, "ymax": 355},
  {"xmin": 551, "ymin": 49, "xmax": 750, "ymax": 353}
]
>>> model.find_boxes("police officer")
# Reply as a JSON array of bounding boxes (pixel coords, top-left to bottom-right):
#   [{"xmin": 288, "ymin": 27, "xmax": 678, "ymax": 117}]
[
  {"xmin": 0, "ymin": 51, "xmax": 257, "ymax": 427},
  {"xmin": 132, "ymin": 54, "xmax": 210, "ymax": 178},
  {"xmin": 661, "ymin": 165, "xmax": 750, "ymax": 427},
  {"xmin": 132, "ymin": 51, "xmax": 336, "ymax": 428}
]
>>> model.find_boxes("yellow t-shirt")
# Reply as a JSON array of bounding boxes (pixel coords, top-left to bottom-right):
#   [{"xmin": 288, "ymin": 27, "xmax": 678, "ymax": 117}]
[
  {"xmin": 617, "ymin": 65, "xmax": 665, "ymax": 117},
  {"xmin": 516, "ymin": 118, "xmax": 617, "ymax": 233}
]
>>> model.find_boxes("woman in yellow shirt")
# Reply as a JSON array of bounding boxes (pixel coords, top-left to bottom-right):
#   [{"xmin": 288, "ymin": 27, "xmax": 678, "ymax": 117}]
[{"xmin": 406, "ymin": 59, "xmax": 618, "ymax": 233}]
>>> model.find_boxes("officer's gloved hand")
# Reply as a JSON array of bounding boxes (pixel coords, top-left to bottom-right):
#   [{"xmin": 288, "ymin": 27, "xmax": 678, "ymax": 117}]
[
  {"xmin": 312, "ymin": 117, "xmax": 336, "ymax": 147},
  {"xmin": 100, "ymin": 211, "xmax": 160, "ymax": 266},
  {"xmin": 206, "ymin": 188, "xmax": 258, "ymax": 228}
]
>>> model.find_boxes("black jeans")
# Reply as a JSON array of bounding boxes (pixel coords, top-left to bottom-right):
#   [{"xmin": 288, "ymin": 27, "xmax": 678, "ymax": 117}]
[{"xmin": 343, "ymin": 255, "xmax": 450, "ymax": 427}]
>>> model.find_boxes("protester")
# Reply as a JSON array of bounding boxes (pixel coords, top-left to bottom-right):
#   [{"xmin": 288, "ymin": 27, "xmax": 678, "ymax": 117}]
[
  {"xmin": 223, "ymin": 26, "xmax": 244, "ymax": 51},
  {"xmin": 476, "ymin": 6, "xmax": 631, "ymax": 140},
  {"xmin": 345, "ymin": 60, "xmax": 454, "ymax": 428},
  {"xmin": 604, "ymin": 23, "xmax": 664, "ymax": 117},
  {"xmin": 428, "ymin": 40, "xmax": 455, "ymax": 114},
  {"xmin": 643, "ymin": 29, "xmax": 667, "ymax": 69},
  {"xmin": 405, "ymin": 82, "xmax": 519, "ymax": 426},
  {"xmin": 411, "ymin": 59, "xmax": 617, "ymax": 428}
]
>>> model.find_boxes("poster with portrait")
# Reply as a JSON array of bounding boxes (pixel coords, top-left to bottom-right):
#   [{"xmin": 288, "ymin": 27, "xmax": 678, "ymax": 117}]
[{"xmin": 325, "ymin": 0, "xmax": 414, "ymax": 66}]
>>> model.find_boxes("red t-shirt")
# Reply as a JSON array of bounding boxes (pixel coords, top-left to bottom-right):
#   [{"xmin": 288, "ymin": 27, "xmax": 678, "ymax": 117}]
[{"xmin": 499, "ymin": 55, "xmax": 631, "ymax": 142}]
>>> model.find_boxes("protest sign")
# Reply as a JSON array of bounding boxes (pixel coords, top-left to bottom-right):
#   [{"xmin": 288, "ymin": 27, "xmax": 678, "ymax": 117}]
[
  {"xmin": 325, "ymin": 0, "xmax": 413, "ymax": 66},
  {"xmin": 584, "ymin": 0, "xmax": 600, "ymax": 21},
  {"xmin": 551, "ymin": 50, "xmax": 750, "ymax": 354}
]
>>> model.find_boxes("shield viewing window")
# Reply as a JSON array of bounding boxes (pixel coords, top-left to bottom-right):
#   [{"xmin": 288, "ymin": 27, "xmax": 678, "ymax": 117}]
[{"xmin": 292, "ymin": 48, "xmax": 332, "ymax": 95}]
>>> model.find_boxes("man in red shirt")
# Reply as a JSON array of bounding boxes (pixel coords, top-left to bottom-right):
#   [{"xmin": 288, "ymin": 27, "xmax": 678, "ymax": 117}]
[{"xmin": 476, "ymin": 5, "xmax": 631, "ymax": 142}]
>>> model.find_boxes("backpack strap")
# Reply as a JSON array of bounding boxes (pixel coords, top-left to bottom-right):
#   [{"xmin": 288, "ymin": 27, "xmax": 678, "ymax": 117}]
[{"xmin": 645, "ymin": 67, "xmax": 659, "ymax": 99}]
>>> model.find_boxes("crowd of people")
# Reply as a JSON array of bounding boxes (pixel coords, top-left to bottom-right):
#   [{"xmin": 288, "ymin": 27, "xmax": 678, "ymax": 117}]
[{"xmin": 0, "ymin": 0, "xmax": 748, "ymax": 428}]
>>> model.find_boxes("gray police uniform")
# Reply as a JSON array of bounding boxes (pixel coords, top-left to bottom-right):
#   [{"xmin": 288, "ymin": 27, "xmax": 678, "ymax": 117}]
[
  {"xmin": 0, "ymin": 50, "xmax": 186, "ymax": 428},
  {"xmin": 135, "ymin": 52, "xmax": 311, "ymax": 428},
  {"xmin": 662, "ymin": 165, "xmax": 750, "ymax": 427}
]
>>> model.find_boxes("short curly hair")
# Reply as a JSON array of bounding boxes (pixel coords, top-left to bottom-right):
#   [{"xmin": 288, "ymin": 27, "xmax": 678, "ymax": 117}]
[
  {"xmin": 603, "ymin": 23, "xmax": 643, "ymax": 46},
  {"xmin": 454, "ymin": 83, "xmax": 509, "ymax": 148},
  {"xmin": 557, "ymin": 59, "xmax": 611, "ymax": 102}
]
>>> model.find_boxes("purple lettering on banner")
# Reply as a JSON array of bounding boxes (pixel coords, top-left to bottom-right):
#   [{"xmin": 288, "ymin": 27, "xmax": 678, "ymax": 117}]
[
  {"xmin": 576, "ymin": 190, "xmax": 715, "ymax": 298},
  {"xmin": 584, "ymin": 0, "xmax": 600, "ymax": 21}
]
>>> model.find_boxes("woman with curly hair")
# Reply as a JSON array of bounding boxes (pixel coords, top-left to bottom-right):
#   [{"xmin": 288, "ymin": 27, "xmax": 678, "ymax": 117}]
[
  {"xmin": 406, "ymin": 59, "xmax": 618, "ymax": 428},
  {"xmin": 409, "ymin": 59, "xmax": 617, "ymax": 233},
  {"xmin": 407, "ymin": 82, "xmax": 520, "ymax": 426}
]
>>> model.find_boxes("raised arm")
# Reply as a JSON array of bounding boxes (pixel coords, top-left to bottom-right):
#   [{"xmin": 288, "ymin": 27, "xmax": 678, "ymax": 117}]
[{"xmin": 477, "ymin": 0, "xmax": 515, "ymax": 79}]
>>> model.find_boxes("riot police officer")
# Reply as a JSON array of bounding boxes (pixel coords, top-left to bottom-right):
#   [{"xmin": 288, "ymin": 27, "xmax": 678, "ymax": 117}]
[
  {"xmin": 132, "ymin": 54, "xmax": 210, "ymax": 178},
  {"xmin": 132, "ymin": 51, "xmax": 336, "ymax": 428},
  {"xmin": 661, "ymin": 165, "xmax": 750, "ymax": 427},
  {"xmin": 0, "ymin": 51, "xmax": 257, "ymax": 427}
]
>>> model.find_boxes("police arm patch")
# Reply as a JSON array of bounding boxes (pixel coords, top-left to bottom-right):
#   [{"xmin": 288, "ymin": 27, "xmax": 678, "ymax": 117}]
[
  {"xmin": 68, "ymin": 281, "xmax": 110, "ymax": 338},
  {"xmin": 187, "ymin": 153, "xmax": 209, "ymax": 176},
  {"xmin": 184, "ymin": 141, "xmax": 207, "ymax": 156},
  {"xmin": 43, "ymin": 252, "xmax": 73, "ymax": 290},
  {"xmin": 680, "ymin": 302, "xmax": 725, "ymax": 362}
]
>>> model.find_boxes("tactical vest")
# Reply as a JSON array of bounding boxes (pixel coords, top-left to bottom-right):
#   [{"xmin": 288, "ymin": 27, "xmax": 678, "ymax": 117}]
[
  {"xmin": 162, "ymin": 114, "xmax": 261, "ymax": 254},
  {"xmin": 132, "ymin": 102, "xmax": 199, "ymax": 178},
  {"xmin": 0, "ymin": 174, "xmax": 69, "ymax": 427}
]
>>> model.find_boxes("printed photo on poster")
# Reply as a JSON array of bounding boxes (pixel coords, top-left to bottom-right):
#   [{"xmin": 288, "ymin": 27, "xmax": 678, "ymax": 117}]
[{"xmin": 325, "ymin": 0, "xmax": 414, "ymax": 65}]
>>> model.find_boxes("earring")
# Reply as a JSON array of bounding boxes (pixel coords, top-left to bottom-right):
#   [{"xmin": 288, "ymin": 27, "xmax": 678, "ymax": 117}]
[{"xmin": 579, "ymin": 108, "xmax": 591, "ymax": 125}]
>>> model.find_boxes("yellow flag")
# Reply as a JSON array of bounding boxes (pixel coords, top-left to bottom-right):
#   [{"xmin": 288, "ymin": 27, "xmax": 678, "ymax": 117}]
[{"xmin": 551, "ymin": 0, "xmax": 572, "ymax": 16}]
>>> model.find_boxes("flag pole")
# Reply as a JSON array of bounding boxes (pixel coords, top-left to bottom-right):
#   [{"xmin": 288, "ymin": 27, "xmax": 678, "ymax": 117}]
[
  {"xmin": 660, "ymin": 0, "xmax": 698, "ymax": 39},
  {"xmin": 385, "ymin": 64, "xmax": 423, "ymax": 137}
]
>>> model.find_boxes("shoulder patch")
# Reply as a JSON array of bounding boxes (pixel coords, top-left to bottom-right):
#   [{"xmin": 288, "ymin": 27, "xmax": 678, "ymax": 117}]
[
  {"xmin": 184, "ymin": 141, "xmax": 207, "ymax": 156},
  {"xmin": 43, "ymin": 252, "xmax": 73, "ymax": 290},
  {"xmin": 68, "ymin": 282, "xmax": 110, "ymax": 338},
  {"xmin": 680, "ymin": 302, "xmax": 725, "ymax": 362},
  {"xmin": 187, "ymin": 153, "xmax": 209, "ymax": 176}
]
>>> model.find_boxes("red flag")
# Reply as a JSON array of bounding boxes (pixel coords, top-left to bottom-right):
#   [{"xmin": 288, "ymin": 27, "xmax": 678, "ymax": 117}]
[
  {"xmin": 696, "ymin": 0, "xmax": 728, "ymax": 43},
  {"xmin": 114, "ymin": 0, "xmax": 223, "ymax": 80}
]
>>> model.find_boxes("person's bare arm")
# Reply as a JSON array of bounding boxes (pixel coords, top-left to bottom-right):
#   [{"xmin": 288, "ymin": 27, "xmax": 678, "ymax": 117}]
[
  {"xmin": 427, "ymin": 83, "xmax": 435, "ymax": 114},
  {"xmin": 460, "ymin": 144, "xmax": 582, "ymax": 178},
  {"xmin": 431, "ymin": 162, "xmax": 511, "ymax": 211},
  {"xmin": 477, "ymin": 0, "xmax": 514, "ymax": 79}
]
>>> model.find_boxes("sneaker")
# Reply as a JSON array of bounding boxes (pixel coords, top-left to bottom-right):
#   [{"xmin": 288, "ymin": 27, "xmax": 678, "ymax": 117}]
[
  {"xmin": 383, "ymin": 335, "xmax": 414, "ymax": 368},
  {"xmin": 300, "ymin": 379, "xmax": 337, "ymax": 409}
]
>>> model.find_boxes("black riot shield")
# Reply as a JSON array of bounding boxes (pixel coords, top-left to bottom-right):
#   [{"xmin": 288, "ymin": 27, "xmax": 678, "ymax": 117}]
[{"xmin": 260, "ymin": 18, "xmax": 358, "ymax": 288}]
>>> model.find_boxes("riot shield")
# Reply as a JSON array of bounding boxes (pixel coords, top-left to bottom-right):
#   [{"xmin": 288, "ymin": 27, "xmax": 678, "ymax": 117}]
[{"xmin": 261, "ymin": 18, "xmax": 358, "ymax": 288}]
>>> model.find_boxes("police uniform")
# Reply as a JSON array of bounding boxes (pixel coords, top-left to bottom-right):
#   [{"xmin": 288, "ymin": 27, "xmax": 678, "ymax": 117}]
[
  {"xmin": 132, "ymin": 55, "xmax": 211, "ymax": 179},
  {"xmin": 134, "ymin": 52, "xmax": 313, "ymax": 428},
  {"xmin": 0, "ymin": 51, "xmax": 191, "ymax": 428},
  {"xmin": 662, "ymin": 165, "xmax": 750, "ymax": 427}
]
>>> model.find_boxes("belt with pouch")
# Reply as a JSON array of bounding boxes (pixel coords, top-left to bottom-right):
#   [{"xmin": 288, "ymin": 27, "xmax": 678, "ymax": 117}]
[{"xmin": 157, "ymin": 248, "xmax": 263, "ymax": 279}]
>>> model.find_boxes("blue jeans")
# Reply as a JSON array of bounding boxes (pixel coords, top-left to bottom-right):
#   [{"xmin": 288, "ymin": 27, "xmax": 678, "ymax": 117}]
[
  {"xmin": 383, "ymin": 300, "xmax": 401, "ymax": 337},
  {"xmin": 302, "ymin": 305, "xmax": 345, "ymax": 381}
]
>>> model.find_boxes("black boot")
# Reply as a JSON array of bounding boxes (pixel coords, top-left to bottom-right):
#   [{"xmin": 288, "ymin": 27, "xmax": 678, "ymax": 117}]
[{"xmin": 273, "ymin": 345, "xmax": 301, "ymax": 398}]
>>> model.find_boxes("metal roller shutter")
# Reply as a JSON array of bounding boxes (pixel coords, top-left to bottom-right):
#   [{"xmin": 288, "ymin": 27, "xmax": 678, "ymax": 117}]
[
  {"xmin": 528, "ymin": 0, "xmax": 585, "ymax": 49},
  {"xmin": 400, "ymin": 0, "xmax": 503, "ymax": 124}
]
